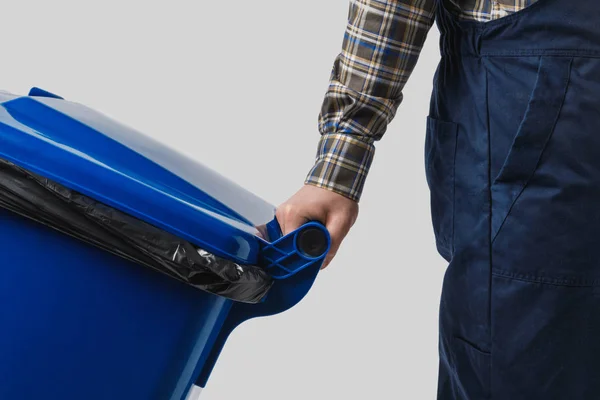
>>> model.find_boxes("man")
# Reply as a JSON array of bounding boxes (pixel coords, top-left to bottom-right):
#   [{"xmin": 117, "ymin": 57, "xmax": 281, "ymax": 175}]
[{"xmin": 278, "ymin": 0, "xmax": 600, "ymax": 399}]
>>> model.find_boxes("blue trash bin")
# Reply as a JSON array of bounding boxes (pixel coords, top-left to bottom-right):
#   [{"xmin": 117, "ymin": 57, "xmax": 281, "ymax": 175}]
[{"xmin": 0, "ymin": 88, "xmax": 330, "ymax": 400}]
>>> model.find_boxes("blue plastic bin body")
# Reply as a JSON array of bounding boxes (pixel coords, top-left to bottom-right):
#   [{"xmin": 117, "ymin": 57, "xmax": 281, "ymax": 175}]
[
  {"xmin": 0, "ymin": 89, "xmax": 329, "ymax": 400},
  {"xmin": 0, "ymin": 207, "xmax": 232, "ymax": 399}
]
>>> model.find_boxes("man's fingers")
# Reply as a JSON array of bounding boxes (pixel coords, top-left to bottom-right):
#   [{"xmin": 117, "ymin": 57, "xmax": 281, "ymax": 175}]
[
  {"xmin": 321, "ymin": 251, "xmax": 336, "ymax": 269},
  {"xmin": 255, "ymin": 224, "xmax": 268, "ymax": 240},
  {"xmin": 276, "ymin": 185, "xmax": 358, "ymax": 270},
  {"xmin": 276, "ymin": 204, "xmax": 309, "ymax": 235},
  {"xmin": 322, "ymin": 214, "xmax": 352, "ymax": 269}
]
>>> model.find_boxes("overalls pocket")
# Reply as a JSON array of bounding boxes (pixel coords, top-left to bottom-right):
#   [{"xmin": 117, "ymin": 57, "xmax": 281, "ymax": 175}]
[
  {"xmin": 490, "ymin": 56, "xmax": 573, "ymax": 241},
  {"xmin": 425, "ymin": 116, "xmax": 458, "ymax": 261},
  {"xmin": 490, "ymin": 272, "xmax": 600, "ymax": 399}
]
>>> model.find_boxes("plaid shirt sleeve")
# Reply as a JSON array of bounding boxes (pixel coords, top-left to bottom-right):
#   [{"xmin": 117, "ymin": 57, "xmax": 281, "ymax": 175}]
[{"xmin": 305, "ymin": 0, "xmax": 436, "ymax": 202}]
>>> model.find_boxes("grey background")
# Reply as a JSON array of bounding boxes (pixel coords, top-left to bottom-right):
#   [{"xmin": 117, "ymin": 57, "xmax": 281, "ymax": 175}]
[{"xmin": 2, "ymin": 1, "xmax": 446, "ymax": 398}]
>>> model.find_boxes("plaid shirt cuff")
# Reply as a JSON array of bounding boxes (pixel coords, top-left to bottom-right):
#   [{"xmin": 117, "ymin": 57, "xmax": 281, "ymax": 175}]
[{"xmin": 305, "ymin": 133, "xmax": 375, "ymax": 202}]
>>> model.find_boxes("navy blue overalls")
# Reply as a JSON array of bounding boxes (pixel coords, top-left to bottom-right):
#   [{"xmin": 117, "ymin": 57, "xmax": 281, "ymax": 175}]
[{"xmin": 425, "ymin": 0, "xmax": 600, "ymax": 398}]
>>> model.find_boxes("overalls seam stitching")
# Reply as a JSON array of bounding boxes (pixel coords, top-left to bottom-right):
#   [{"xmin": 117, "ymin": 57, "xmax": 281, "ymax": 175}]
[
  {"xmin": 453, "ymin": 335, "xmax": 492, "ymax": 355},
  {"xmin": 481, "ymin": 51, "xmax": 600, "ymax": 57},
  {"xmin": 491, "ymin": 270, "xmax": 599, "ymax": 287},
  {"xmin": 451, "ymin": 122, "xmax": 458, "ymax": 258}
]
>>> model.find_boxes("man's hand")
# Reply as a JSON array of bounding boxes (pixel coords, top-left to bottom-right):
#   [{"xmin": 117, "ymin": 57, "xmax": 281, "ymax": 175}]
[{"xmin": 276, "ymin": 185, "xmax": 359, "ymax": 269}]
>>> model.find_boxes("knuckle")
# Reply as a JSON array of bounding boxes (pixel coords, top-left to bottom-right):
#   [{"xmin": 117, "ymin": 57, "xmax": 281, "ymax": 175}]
[
  {"xmin": 277, "ymin": 204, "xmax": 293, "ymax": 217},
  {"xmin": 275, "ymin": 207, "xmax": 284, "ymax": 218},
  {"xmin": 287, "ymin": 206, "xmax": 302, "ymax": 219}
]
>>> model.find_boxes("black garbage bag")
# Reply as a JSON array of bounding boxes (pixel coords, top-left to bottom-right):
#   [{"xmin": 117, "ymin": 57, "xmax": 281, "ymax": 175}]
[{"xmin": 0, "ymin": 158, "xmax": 273, "ymax": 304}]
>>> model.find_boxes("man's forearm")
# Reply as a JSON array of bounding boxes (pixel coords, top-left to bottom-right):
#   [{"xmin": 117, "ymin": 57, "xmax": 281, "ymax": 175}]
[{"xmin": 306, "ymin": 0, "xmax": 436, "ymax": 201}]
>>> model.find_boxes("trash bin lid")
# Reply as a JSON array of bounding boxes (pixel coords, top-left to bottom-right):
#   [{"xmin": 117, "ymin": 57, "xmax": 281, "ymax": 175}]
[{"xmin": 0, "ymin": 89, "xmax": 276, "ymax": 264}]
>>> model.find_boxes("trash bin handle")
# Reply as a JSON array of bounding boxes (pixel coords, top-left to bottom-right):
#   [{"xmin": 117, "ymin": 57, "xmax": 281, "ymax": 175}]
[
  {"xmin": 193, "ymin": 221, "xmax": 330, "ymax": 389},
  {"xmin": 259, "ymin": 221, "xmax": 331, "ymax": 280}
]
